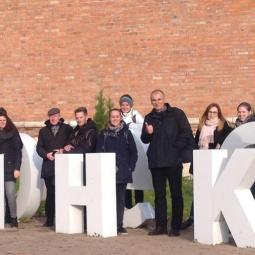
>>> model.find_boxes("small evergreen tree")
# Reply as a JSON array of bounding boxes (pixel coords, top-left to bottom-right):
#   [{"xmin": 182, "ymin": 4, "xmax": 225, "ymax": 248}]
[{"xmin": 93, "ymin": 90, "xmax": 114, "ymax": 131}]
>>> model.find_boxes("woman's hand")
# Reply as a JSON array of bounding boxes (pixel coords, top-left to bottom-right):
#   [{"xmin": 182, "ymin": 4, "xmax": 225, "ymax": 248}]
[{"xmin": 14, "ymin": 170, "xmax": 20, "ymax": 179}]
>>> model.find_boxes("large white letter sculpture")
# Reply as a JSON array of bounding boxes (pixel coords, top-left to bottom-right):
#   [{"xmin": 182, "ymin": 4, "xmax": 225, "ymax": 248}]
[
  {"xmin": 55, "ymin": 153, "xmax": 117, "ymax": 237},
  {"xmin": 194, "ymin": 122, "xmax": 255, "ymax": 248},
  {"xmin": 127, "ymin": 123, "xmax": 152, "ymax": 190},
  {"xmin": 124, "ymin": 123, "xmax": 154, "ymax": 228},
  {"xmin": 0, "ymin": 155, "xmax": 4, "ymax": 229},
  {"xmin": 17, "ymin": 133, "xmax": 43, "ymax": 218}
]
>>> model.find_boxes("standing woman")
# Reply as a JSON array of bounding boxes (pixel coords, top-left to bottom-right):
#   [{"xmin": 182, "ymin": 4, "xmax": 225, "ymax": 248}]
[
  {"xmin": 195, "ymin": 103, "xmax": 233, "ymax": 150},
  {"xmin": 119, "ymin": 94, "xmax": 144, "ymax": 209},
  {"xmin": 181, "ymin": 103, "xmax": 233, "ymax": 229},
  {"xmin": 96, "ymin": 109, "xmax": 138, "ymax": 234},
  {"xmin": 0, "ymin": 111, "xmax": 23, "ymax": 227},
  {"xmin": 235, "ymin": 102, "xmax": 255, "ymax": 197},
  {"xmin": 119, "ymin": 94, "xmax": 144, "ymax": 127},
  {"xmin": 235, "ymin": 102, "xmax": 255, "ymax": 127}
]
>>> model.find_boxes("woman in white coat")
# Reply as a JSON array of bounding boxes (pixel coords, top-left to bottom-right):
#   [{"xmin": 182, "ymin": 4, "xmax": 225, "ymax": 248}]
[{"xmin": 119, "ymin": 94, "xmax": 144, "ymax": 209}]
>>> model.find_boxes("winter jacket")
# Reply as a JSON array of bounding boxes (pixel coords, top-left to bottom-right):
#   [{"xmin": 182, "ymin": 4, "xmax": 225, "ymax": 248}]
[
  {"xmin": 141, "ymin": 103, "xmax": 194, "ymax": 169},
  {"xmin": 235, "ymin": 114, "xmax": 255, "ymax": 127},
  {"xmin": 36, "ymin": 118, "xmax": 73, "ymax": 178},
  {"xmin": 194, "ymin": 121, "xmax": 233, "ymax": 150},
  {"xmin": 67, "ymin": 119, "xmax": 97, "ymax": 154},
  {"xmin": 96, "ymin": 122, "xmax": 138, "ymax": 184},
  {"xmin": 0, "ymin": 129, "xmax": 23, "ymax": 182}
]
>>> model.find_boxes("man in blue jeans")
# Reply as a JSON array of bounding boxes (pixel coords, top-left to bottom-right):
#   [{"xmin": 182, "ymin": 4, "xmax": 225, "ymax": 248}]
[{"xmin": 141, "ymin": 89, "xmax": 193, "ymax": 236}]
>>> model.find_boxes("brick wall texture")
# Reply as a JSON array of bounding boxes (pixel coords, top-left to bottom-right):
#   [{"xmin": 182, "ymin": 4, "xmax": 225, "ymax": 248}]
[{"xmin": 1, "ymin": 0, "xmax": 255, "ymax": 122}]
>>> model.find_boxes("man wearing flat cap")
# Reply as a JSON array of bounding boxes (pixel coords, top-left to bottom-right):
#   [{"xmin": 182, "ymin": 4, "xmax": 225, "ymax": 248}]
[{"xmin": 37, "ymin": 107, "xmax": 73, "ymax": 227}]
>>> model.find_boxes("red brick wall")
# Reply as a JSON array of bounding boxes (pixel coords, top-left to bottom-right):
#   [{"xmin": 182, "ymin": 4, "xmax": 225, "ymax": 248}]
[{"xmin": 1, "ymin": 0, "xmax": 255, "ymax": 122}]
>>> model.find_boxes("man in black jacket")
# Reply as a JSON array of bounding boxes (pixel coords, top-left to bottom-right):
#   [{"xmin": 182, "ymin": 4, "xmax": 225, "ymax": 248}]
[
  {"xmin": 64, "ymin": 107, "xmax": 97, "ymax": 154},
  {"xmin": 141, "ymin": 89, "xmax": 193, "ymax": 237},
  {"xmin": 37, "ymin": 108, "xmax": 73, "ymax": 227}
]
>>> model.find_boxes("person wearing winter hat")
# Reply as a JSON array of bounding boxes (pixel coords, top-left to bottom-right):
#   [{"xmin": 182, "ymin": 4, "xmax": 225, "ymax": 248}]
[
  {"xmin": 119, "ymin": 94, "xmax": 144, "ymax": 209},
  {"xmin": 37, "ymin": 107, "xmax": 73, "ymax": 227},
  {"xmin": 119, "ymin": 94, "xmax": 144, "ymax": 126}
]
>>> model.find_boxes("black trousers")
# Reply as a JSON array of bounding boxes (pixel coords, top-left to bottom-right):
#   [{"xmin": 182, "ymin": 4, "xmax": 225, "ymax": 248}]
[
  {"xmin": 116, "ymin": 184, "xmax": 127, "ymax": 229},
  {"xmin": 125, "ymin": 189, "xmax": 144, "ymax": 209},
  {"xmin": 151, "ymin": 165, "xmax": 183, "ymax": 230},
  {"xmin": 44, "ymin": 176, "xmax": 55, "ymax": 225}
]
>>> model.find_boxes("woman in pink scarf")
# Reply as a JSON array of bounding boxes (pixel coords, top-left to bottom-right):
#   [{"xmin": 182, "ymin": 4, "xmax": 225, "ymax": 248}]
[
  {"xmin": 181, "ymin": 103, "xmax": 233, "ymax": 229},
  {"xmin": 197, "ymin": 103, "xmax": 232, "ymax": 150}
]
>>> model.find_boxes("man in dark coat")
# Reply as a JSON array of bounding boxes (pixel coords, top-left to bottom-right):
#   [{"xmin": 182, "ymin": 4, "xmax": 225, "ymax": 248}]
[
  {"xmin": 63, "ymin": 106, "xmax": 97, "ymax": 231},
  {"xmin": 141, "ymin": 89, "xmax": 194, "ymax": 237},
  {"xmin": 64, "ymin": 107, "xmax": 97, "ymax": 154},
  {"xmin": 37, "ymin": 108, "xmax": 73, "ymax": 227}
]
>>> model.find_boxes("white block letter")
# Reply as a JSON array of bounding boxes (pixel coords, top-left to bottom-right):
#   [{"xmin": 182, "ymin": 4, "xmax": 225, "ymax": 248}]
[
  {"xmin": 55, "ymin": 153, "xmax": 117, "ymax": 237},
  {"xmin": 194, "ymin": 149, "xmax": 255, "ymax": 248}
]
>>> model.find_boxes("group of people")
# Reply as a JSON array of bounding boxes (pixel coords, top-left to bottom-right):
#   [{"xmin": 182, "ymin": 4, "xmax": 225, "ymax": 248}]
[{"xmin": 0, "ymin": 90, "xmax": 254, "ymax": 237}]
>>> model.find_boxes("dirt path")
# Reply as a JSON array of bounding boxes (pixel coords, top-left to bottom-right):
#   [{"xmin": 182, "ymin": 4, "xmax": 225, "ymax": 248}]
[{"xmin": 0, "ymin": 218, "xmax": 254, "ymax": 255}]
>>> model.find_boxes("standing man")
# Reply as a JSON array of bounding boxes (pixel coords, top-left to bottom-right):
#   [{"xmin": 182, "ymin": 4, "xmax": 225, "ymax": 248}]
[
  {"xmin": 64, "ymin": 107, "xmax": 97, "ymax": 154},
  {"xmin": 37, "ymin": 108, "xmax": 73, "ymax": 227},
  {"xmin": 141, "ymin": 89, "xmax": 193, "ymax": 236}
]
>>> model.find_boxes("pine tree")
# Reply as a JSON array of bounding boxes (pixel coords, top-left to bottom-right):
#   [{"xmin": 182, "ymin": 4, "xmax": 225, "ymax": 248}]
[{"xmin": 93, "ymin": 90, "xmax": 114, "ymax": 131}]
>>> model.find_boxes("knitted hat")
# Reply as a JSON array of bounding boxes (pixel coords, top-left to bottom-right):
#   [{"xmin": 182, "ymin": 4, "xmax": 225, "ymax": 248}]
[{"xmin": 119, "ymin": 94, "xmax": 134, "ymax": 107}]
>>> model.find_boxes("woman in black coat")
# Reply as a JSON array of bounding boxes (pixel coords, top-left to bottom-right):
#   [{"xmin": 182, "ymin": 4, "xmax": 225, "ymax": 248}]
[
  {"xmin": 181, "ymin": 103, "xmax": 233, "ymax": 229},
  {"xmin": 0, "ymin": 111, "xmax": 23, "ymax": 227},
  {"xmin": 96, "ymin": 109, "xmax": 138, "ymax": 235}
]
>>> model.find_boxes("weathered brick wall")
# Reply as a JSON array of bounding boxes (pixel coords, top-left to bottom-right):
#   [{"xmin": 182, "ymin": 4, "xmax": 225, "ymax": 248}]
[{"xmin": 1, "ymin": 0, "xmax": 255, "ymax": 123}]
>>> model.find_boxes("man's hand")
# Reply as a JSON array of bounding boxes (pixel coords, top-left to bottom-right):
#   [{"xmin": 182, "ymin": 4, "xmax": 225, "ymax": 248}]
[
  {"xmin": 47, "ymin": 152, "xmax": 55, "ymax": 161},
  {"xmin": 64, "ymin": 144, "xmax": 74, "ymax": 152},
  {"xmin": 14, "ymin": 170, "xmax": 20, "ymax": 179},
  {"xmin": 145, "ymin": 122, "xmax": 154, "ymax": 134}
]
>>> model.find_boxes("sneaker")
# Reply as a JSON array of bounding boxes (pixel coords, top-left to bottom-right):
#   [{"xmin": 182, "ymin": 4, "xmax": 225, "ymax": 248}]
[{"xmin": 117, "ymin": 227, "xmax": 128, "ymax": 235}]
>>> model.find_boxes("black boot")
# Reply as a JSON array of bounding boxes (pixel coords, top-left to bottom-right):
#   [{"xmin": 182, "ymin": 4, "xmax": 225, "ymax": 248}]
[
  {"xmin": 148, "ymin": 226, "xmax": 167, "ymax": 235},
  {"xmin": 180, "ymin": 218, "xmax": 193, "ymax": 230},
  {"xmin": 10, "ymin": 218, "xmax": 18, "ymax": 228}
]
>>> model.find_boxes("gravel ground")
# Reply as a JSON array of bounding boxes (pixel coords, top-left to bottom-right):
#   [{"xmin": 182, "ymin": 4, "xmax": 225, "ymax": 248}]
[{"xmin": 0, "ymin": 217, "xmax": 254, "ymax": 255}]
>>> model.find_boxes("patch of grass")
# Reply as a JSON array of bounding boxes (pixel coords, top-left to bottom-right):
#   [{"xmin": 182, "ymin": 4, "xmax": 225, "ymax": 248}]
[
  {"xmin": 35, "ymin": 201, "xmax": 45, "ymax": 217},
  {"xmin": 18, "ymin": 177, "xmax": 193, "ymax": 222},
  {"xmin": 144, "ymin": 176, "xmax": 193, "ymax": 220}
]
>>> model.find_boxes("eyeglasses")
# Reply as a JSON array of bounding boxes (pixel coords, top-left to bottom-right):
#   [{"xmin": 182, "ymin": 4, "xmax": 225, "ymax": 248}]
[{"xmin": 208, "ymin": 111, "xmax": 218, "ymax": 114}]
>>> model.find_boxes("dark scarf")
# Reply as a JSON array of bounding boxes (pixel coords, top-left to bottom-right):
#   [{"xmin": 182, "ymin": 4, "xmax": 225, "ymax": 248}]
[
  {"xmin": 0, "ymin": 129, "xmax": 14, "ymax": 143},
  {"xmin": 235, "ymin": 115, "xmax": 253, "ymax": 127},
  {"xmin": 105, "ymin": 121, "xmax": 125, "ymax": 137}
]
